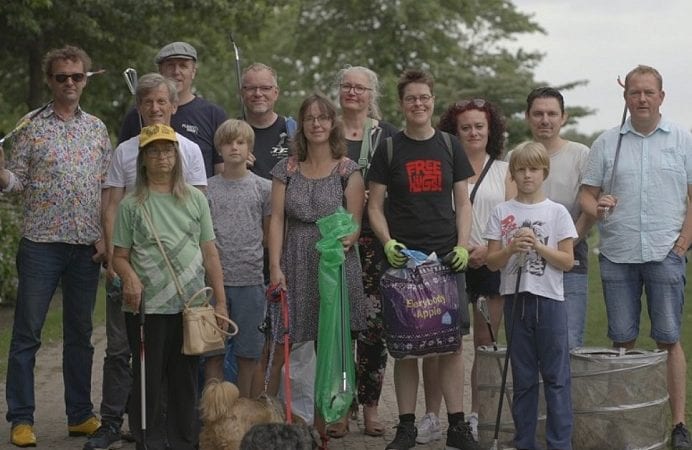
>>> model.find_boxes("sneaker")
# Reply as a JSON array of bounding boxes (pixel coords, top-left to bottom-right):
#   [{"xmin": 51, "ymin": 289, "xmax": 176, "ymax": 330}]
[
  {"xmin": 386, "ymin": 422, "xmax": 417, "ymax": 449},
  {"xmin": 416, "ymin": 412, "xmax": 441, "ymax": 444},
  {"xmin": 445, "ymin": 418, "xmax": 480, "ymax": 450},
  {"xmin": 467, "ymin": 412, "xmax": 479, "ymax": 442},
  {"xmin": 68, "ymin": 416, "xmax": 101, "ymax": 437},
  {"xmin": 10, "ymin": 424, "xmax": 37, "ymax": 448},
  {"xmin": 673, "ymin": 422, "xmax": 692, "ymax": 449},
  {"xmin": 83, "ymin": 423, "xmax": 123, "ymax": 450}
]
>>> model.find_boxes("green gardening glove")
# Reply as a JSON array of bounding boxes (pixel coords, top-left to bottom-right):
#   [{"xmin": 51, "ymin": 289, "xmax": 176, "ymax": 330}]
[
  {"xmin": 446, "ymin": 245, "xmax": 469, "ymax": 272},
  {"xmin": 384, "ymin": 239, "xmax": 407, "ymax": 268}
]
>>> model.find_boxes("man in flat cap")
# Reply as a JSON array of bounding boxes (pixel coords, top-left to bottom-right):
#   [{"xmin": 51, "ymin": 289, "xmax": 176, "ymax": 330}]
[{"xmin": 119, "ymin": 41, "xmax": 227, "ymax": 178}]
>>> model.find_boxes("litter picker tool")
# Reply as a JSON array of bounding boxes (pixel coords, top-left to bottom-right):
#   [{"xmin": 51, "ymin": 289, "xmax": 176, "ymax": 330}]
[
  {"xmin": 228, "ymin": 33, "xmax": 245, "ymax": 120},
  {"xmin": 602, "ymin": 76, "xmax": 627, "ymax": 221},
  {"xmin": 490, "ymin": 252, "xmax": 526, "ymax": 450},
  {"xmin": 123, "ymin": 68, "xmax": 143, "ymax": 131}
]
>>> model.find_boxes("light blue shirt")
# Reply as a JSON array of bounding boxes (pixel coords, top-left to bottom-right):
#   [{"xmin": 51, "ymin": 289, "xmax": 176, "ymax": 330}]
[{"xmin": 582, "ymin": 117, "xmax": 692, "ymax": 263}]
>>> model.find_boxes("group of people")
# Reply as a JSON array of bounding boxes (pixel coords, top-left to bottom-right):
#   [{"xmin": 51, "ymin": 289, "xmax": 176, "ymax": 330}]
[{"xmin": 0, "ymin": 39, "xmax": 690, "ymax": 450}]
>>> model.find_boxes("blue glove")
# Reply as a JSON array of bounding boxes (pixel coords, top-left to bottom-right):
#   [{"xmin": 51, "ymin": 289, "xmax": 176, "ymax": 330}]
[{"xmin": 384, "ymin": 239, "xmax": 407, "ymax": 268}]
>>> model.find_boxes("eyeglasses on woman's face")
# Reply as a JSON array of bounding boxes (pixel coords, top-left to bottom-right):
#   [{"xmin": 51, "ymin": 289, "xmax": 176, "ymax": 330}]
[
  {"xmin": 340, "ymin": 83, "xmax": 372, "ymax": 95},
  {"xmin": 403, "ymin": 94, "xmax": 434, "ymax": 105},
  {"xmin": 304, "ymin": 114, "xmax": 332, "ymax": 125}
]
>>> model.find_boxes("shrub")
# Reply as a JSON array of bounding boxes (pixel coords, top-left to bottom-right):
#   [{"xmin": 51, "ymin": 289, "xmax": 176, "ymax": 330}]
[{"xmin": 0, "ymin": 195, "xmax": 21, "ymax": 305}]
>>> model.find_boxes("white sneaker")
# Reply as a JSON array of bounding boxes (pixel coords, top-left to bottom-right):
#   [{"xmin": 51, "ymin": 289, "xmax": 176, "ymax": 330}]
[
  {"xmin": 416, "ymin": 412, "xmax": 441, "ymax": 444},
  {"xmin": 468, "ymin": 412, "xmax": 479, "ymax": 442}
]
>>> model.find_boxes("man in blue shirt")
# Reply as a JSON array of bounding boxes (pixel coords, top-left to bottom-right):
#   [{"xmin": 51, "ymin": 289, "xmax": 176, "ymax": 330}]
[{"xmin": 580, "ymin": 65, "xmax": 692, "ymax": 450}]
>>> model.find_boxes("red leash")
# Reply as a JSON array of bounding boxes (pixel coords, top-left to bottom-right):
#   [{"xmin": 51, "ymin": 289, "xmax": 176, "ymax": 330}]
[{"xmin": 279, "ymin": 288, "xmax": 293, "ymax": 423}]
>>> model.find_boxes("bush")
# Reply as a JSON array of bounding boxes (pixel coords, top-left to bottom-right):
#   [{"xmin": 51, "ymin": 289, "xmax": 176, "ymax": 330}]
[{"xmin": 0, "ymin": 195, "xmax": 21, "ymax": 304}]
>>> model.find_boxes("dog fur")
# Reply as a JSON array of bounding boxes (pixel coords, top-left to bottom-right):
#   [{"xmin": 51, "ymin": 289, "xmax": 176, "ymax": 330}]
[{"xmin": 198, "ymin": 380, "xmax": 286, "ymax": 450}]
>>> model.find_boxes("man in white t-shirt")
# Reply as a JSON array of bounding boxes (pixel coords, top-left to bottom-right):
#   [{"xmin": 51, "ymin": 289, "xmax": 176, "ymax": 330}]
[
  {"xmin": 84, "ymin": 73, "xmax": 206, "ymax": 450},
  {"xmin": 509, "ymin": 87, "xmax": 594, "ymax": 350}
]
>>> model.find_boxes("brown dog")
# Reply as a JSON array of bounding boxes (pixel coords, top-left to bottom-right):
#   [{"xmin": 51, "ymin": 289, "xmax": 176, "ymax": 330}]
[{"xmin": 199, "ymin": 380, "xmax": 285, "ymax": 450}]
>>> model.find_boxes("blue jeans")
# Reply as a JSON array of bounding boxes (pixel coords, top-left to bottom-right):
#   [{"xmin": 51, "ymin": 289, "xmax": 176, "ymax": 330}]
[
  {"xmin": 5, "ymin": 239, "xmax": 100, "ymax": 426},
  {"xmin": 563, "ymin": 271, "xmax": 588, "ymax": 350},
  {"xmin": 599, "ymin": 251, "xmax": 685, "ymax": 343},
  {"xmin": 504, "ymin": 293, "xmax": 572, "ymax": 450},
  {"xmin": 99, "ymin": 279, "xmax": 132, "ymax": 428}
]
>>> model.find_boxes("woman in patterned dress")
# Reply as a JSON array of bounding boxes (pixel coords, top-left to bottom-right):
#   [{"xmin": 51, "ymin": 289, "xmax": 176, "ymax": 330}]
[{"xmin": 266, "ymin": 93, "xmax": 367, "ymax": 441}]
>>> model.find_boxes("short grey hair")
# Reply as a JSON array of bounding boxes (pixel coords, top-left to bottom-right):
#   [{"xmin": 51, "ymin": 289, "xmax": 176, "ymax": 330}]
[{"xmin": 136, "ymin": 73, "xmax": 179, "ymax": 106}]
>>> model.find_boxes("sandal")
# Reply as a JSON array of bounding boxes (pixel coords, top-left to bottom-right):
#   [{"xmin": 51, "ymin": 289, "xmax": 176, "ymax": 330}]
[
  {"xmin": 326, "ymin": 415, "xmax": 350, "ymax": 439},
  {"xmin": 363, "ymin": 405, "xmax": 385, "ymax": 437}
]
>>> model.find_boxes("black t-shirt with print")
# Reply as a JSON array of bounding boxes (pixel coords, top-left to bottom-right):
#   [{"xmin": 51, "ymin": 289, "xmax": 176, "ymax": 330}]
[{"xmin": 367, "ymin": 130, "xmax": 473, "ymax": 256}]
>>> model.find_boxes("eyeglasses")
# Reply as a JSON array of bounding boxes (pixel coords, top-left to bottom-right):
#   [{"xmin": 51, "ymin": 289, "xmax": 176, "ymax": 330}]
[
  {"xmin": 144, "ymin": 147, "xmax": 175, "ymax": 158},
  {"xmin": 53, "ymin": 73, "xmax": 86, "ymax": 83},
  {"xmin": 242, "ymin": 85, "xmax": 276, "ymax": 93},
  {"xmin": 456, "ymin": 98, "xmax": 486, "ymax": 109},
  {"xmin": 340, "ymin": 84, "xmax": 372, "ymax": 95},
  {"xmin": 304, "ymin": 115, "xmax": 332, "ymax": 125},
  {"xmin": 403, "ymin": 94, "xmax": 433, "ymax": 105}
]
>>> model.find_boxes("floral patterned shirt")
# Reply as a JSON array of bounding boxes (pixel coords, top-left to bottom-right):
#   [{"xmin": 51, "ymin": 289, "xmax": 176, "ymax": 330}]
[{"xmin": 3, "ymin": 104, "xmax": 112, "ymax": 244}]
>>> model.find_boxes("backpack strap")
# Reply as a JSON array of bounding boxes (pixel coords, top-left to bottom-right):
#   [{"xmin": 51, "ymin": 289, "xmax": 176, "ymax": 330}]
[
  {"xmin": 285, "ymin": 116, "xmax": 297, "ymax": 137},
  {"xmin": 357, "ymin": 118, "xmax": 374, "ymax": 170},
  {"xmin": 441, "ymin": 131, "xmax": 453, "ymax": 160},
  {"xmin": 386, "ymin": 136, "xmax": 393, "ymax": 167}
]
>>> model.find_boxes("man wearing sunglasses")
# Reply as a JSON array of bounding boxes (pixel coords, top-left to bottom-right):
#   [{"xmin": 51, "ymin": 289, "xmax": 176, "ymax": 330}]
[
  {"xmin": 119, "ymin": 41, "xmax": 227, "ymax": 179},
  {"xmin": 0, "ymin": 45, "xmax": 112, "ymax": 447}
]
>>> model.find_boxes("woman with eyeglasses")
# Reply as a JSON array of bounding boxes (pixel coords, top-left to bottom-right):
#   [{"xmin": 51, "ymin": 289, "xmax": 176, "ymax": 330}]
[
  {"xmin": 367, "ymin": 69, "xmax": 479, "ymax": 450},
  {"xmin": 266, "ymin": 93, "xmax": 367, "ymax": 445},
  {"xmin": 326, "ymin": 66, "xmax": 399, "ymax": 439},
  {"xmin": 112, "ymin": 125, "xmax": 228, "ymax": 449},
  {"xmin": 437, "ymin": 98, "xmax": 515, "ymax": 440}
]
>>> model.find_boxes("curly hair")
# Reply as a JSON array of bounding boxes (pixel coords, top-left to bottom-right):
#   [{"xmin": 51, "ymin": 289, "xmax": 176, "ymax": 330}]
[
  {"xmin": 290, "ymin": 93, "xmax": 346, "ymax": 161},
  {"xmin": 43, "ymin": 45, "xmax": 92, "ymax": 77},
  {"xmin": 437, "ymin": 98, "xmax": 506, "ymax": 159}
]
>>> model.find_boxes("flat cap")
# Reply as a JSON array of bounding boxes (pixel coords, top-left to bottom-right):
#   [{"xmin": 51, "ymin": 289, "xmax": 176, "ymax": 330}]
[{"xmin": 155, "ymin": 41, "xmax": 197, "ymax": 64}]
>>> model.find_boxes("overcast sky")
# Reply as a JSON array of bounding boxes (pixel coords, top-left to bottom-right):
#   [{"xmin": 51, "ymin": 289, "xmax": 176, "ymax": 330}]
[{"xmin": 510, "ymin": 0, "xmax": 692, "ymax": 135}]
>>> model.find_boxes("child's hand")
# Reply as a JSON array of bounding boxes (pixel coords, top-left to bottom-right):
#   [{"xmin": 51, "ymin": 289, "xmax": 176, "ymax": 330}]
[{"xmin": 510, "ymin": 227, "xmax": 535, "ymax": 254}]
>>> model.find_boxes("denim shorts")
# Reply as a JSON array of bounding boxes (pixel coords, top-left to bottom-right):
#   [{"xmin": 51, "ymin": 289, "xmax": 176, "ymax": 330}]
[
  {"xmin": 599, "ymin": 250, "xmax": 685, "ymax": 344},
  {"xmin": 225, "ymin": 285, "xmax": 266, "ymax": 359}
]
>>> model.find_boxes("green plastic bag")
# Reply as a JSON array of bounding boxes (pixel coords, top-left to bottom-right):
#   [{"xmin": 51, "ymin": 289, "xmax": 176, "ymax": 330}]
[{"xmin": 314, "ymin": 207, "xmax": 358, "ymax": 423}]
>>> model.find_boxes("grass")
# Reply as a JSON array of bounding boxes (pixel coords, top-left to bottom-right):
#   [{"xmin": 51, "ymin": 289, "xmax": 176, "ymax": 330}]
[{"xmin": 0, "ymin": 278, "xmax": 106, "ymax": 377}]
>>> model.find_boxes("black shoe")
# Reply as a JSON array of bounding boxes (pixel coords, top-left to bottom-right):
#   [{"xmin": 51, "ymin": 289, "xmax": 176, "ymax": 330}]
[
  {"xmin": 386, "ymin": 422, "xmax": 417, "ymax": 449},
  {"xmin": 445, "ymin": 418, "xmax": 479, "ymax": 450},
  {"xmin": 83, "ymin": 423, "xmax": 122, "ymax": 450},
  {"xmin": 673, "ymin": 422, "xmax": 692, "ymax": 449}
]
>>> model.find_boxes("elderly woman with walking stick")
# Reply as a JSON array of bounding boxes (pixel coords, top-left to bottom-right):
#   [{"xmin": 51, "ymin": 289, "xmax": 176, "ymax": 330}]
[{"xmin": 112, "ymin": 124, "xmax": 227, "ymax": 450}]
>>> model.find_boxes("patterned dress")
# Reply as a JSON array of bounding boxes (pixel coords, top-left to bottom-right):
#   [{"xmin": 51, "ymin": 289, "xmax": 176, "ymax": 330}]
[{"xmin": 271, "ymin": 156, "xmax": 367, "ymax": 343}]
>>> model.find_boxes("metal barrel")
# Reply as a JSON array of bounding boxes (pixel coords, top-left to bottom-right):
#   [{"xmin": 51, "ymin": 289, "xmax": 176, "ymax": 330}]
[
  {"xmin": 476, "ymin": 345, "xmax": 547, "ymax": 447},
  {"xmin": 571, "ymin": 348, "xmax": 669, "ymax": 450}
]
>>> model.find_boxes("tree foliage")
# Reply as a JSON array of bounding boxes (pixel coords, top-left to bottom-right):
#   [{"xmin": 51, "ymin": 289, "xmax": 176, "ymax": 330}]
[{"xmin": 0, "ymin": 0, "xmax": 591, "ymax": 148}]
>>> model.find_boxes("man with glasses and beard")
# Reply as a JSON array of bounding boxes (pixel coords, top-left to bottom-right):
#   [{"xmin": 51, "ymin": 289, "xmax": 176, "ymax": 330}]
[
  {"xmin": 241, "ymin": 63, "xmax": 297, "ymax": 180},
  {"xmin": 119, "ymin": 41, "xmax": 227, "ymax": 178},
  {"xmin": 0, "ymin": 45, "xmax": 112, "ymax": 448}
]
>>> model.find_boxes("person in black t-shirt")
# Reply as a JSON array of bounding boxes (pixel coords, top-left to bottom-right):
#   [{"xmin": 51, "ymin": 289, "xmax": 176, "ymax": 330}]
[
  {"xmin": 241, "ymin": 63, "xmax": 296, "ymax": 180},
  {"xmin": 367, "ymin": 69, "xmax": 479, "ymax": 450}
]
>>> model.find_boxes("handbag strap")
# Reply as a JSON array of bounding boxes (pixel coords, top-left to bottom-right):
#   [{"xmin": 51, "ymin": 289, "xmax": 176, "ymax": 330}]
[
  {"xmin": 140, "ymin": 205, "xmax": 238, "ymax": 336},
  {"xmin": 469, "ymin": 156, "xmax": 495, "ymax": 204},
  {"xmin": 140, "ymin": 204, "xmax": 190, "ymax": 304}
]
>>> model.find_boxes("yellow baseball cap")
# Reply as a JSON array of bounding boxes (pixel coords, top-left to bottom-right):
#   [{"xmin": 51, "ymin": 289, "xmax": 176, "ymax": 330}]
[{"xmin": 139, "ymin": 124, "xmax": 178, "ymax": 148}]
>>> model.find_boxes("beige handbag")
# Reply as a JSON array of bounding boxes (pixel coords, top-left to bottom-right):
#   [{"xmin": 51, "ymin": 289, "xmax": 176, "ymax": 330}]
[{"xmin": 141, "ymin": 206, "xmax": 238, "ymax": 355}]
